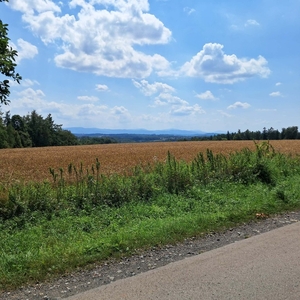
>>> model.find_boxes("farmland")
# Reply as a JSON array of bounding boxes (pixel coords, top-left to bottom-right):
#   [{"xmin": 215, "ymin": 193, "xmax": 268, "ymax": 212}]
[
  {"xmin": 1, "ymin": 140, "xmax": 300, "ymax": 291},
  {"xmin": 1, "ymin": 140, "xmax": 300, "ymax": 184}
]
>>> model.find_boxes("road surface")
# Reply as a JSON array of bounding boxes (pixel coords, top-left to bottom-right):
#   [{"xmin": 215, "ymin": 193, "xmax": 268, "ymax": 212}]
[{"xmin": 65, "ymin": 221, "xmax": 300, "ymax": 300}]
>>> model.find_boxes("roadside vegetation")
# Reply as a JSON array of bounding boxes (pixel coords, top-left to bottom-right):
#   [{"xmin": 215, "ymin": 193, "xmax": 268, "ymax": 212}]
[{"xmin": 1, "ymin": 141, "xmax": 300, "ymax": 290}]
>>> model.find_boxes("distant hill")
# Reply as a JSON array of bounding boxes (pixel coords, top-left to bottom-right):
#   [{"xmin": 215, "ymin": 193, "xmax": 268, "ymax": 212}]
[{"xmin": 65, "ymin": 127, "xmax": 217, "ymax": 137}]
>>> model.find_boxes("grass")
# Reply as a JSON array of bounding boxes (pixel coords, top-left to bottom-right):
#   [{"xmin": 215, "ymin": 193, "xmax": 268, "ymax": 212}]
[{"xmin": 1, "ymin": 141, "xmax": 300, "ymax": 290}]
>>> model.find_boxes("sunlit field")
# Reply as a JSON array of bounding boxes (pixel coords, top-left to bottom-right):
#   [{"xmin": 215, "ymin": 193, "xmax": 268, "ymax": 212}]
[{"xmin": 1, "ymin": 140, "xmax": 300, "ymax": 184}]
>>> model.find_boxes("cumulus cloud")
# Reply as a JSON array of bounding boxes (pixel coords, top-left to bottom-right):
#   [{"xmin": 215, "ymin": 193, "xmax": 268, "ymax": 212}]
[
  {"xmin": 111, "ymin": 106, "xmax": 129, "ymax": 115},
  {"xmin": 245, "ymin": 19, "xmax": 260, "ymax": 27},
  {"xmin": 77, "ymin": 104, "xmax": 108, "ymax": 116},
  {"xmin": 95, "ymin": 84, "xmax": 109, "ymax": 91},
  {"xmin": 18, "ymin": 88, "xmax": 45, "ymax": 98},
  {"xmin": 181, "ymin": 43, "xmax": 270, "ymax": 84},
  {"xmin": 9, "ymin": 87, "xmax": 132, "ymax": 128},
  {"xmin": 8, "ymin": 0, "xmax": 172, "ymax": 78},
  {"xmin": 7, "ymin": 0, "xmax": 61, "ymax": 14},
  {"xmin": 10, "ymin": 39, "xmax": 38, "ymax": 63},
  {"xmin": 196, "ymin": 90, "xmax": 218, "ymax": 100},
  {"xmin": 77, "ymin": 95, "xmax": 99, "ymax": 102},
  {"xmin": 133, "ymin": 79, "xmax": 175, "ymax": 96},
  {"xmin": 11, "ymin": 88, "xmax": 48, "ymax": 112},
  {"xmin": 153, "ymin": 93, "xmax": 188, "ymax": 106},
  {"xmin": 132, "ymin": 79, "xmax": 206, "ymax": 116},
  {"xmin": 152, "ymin": 93, "xmax": 205, "ymax": 116},
  {"xmin": 269, "ymin": 91, "xmax": 282, "ymax": 97},
  {"xmin": 227, "ymin": 101, "xmax": 251, "ymax": 109},
  {"xmin": 275, "ymin": 82, "xmax": 282, "ymax": 86},
  {"xmin": 110, "ymin": 106, "xmax": 131, "ymax": 124},
  {"xmin": 171, "ymin": 104, "xmax": 204, "ymax": 116}
]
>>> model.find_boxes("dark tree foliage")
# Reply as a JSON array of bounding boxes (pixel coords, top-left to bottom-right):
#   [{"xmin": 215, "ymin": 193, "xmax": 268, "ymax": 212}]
[
  {"xmin": 78, "ymin": 136, "xmax": 117, "ymax": 145},
  {"xmin": 0, "ymin": 110, "xmax": 78, "ymax": 148},
  {"xmin": 0, "ymin": 0, "xmax": 22, "ymax": 105},
  {"xmin": 191, "ymin": 126, "xmax": 299, "ymax": 141}
]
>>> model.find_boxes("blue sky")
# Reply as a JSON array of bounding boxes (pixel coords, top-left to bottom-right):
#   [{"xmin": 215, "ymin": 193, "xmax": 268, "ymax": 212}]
[{"xmin": 1, "ymin": 0, "xmax": 299, "ymax": 132}]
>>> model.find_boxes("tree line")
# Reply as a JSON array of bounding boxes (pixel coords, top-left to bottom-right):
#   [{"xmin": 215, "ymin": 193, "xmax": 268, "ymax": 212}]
[
  {"xmin": 191, "ymin": 126, "xmax": 300, "ymax": 141},
  {"xmin": 0, "ymin": 110, "xmax": 78, "ymax": 148},
  {"xmin": 0, "ymin": 110, "xmax": 120, "ymax": 148}
]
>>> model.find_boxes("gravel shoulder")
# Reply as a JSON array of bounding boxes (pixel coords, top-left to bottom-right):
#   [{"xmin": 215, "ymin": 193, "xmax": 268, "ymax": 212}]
[{"xmin": 2, "ymin": 210, "xmax": 300, "ymax": 300}]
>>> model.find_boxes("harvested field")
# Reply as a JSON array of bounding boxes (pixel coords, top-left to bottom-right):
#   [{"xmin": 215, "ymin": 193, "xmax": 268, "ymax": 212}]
[{"xmin": 1, "ymin": 140, "xmax": 300, "ymax": 184}]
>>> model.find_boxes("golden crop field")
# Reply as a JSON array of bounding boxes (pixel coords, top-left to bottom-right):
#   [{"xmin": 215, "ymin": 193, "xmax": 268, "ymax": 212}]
[{"xmin": 1, "ymin": 140, "xmax": 300, "ymax": 184}]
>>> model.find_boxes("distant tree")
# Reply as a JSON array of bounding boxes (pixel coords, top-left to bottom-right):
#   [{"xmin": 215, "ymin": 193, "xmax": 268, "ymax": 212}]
[
  {"xmin": 254, "ymin": 131, "xmax": 261, "ymax": 140},
  {"xmin": 6, "ymin": 123, "xmax": 15, "ymax": 147},
  {"xmin": 13, "ymin": 130, "xmax": 22, "ymax": 147},
  {"xmin": 11, "ymin": 114, "xmax": 24, "ymax": 131},
  {"xmin": 283, "ymin": 126, "xmax": 298, "ymax": 139},
  {"xmin": 267, "ymin": 127, "xmax": 280, "ymax": 140},
  {"xmin": 3, "ymin": 110, "xmax": 10, "ymax": 126},
  {"xmin": 57, "ymin": 129, "xmax": 79, "ymax": 145},
  {"xmin": 27, "ymin": 110, "xmax": 44, "ymax": 146},
  {"xmin": 233, "ymin": 129, "xmax": 242, "ymax": 140},
  {"xmin": 11, "ymin": 114, "xmax": 31, "ymax": 146},
  {"xmin": 0, "ymin": 111, "xmax": 9, "ymax": 148},
  {"xmin": 244, "ymin": 129, "xmax": 251, "ymax": 140},
  {"xmin": 262, "ymin": 127, "xmax": 268, "ymax": 140},
  {"xmin": 226, "ymin": 131, "xmax": 231, "ymax": 140},
  {"xmin": 0, "ymin": 0, "xmax": 22, "ymax": 105}
]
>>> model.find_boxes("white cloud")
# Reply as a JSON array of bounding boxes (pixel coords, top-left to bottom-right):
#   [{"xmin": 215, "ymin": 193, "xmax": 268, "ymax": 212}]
[
  {"xmin": 111, "ymin": 106, "xmax": 129, "ymax": 115},
  {"xmin": 269, "ymin": 91, "xmax": 282, "ymax": 97},
  {"xmin": 275, "ymin": 82, "xmax": 282, "ymax": 86},
  {"xmin": 9, "ymin": 78, "xmax": 39, "ymax": 87},
  {"xmin": 10, "ymin": 88, "xmax": 49, "ymax": 113},
  {"xmin": 77, "ymin": 103, "xmax": 108, "ymax": 115},
  {"xmin": 184, "ymin": 7, "xmax": 196, "ymax": 15},
  {"xmin": 110, "ymin": 106, "xmax": 131, "ymax": 124},
  {"xmin": 171, "ymin": 104, "xmax": 205, "ymax": 116},
  {"xmin": 227, "ymin": 101, "xmax": 251, "ymax": 109},
  {"xmin": 196, "ymin": 90, "xmax": 218, "ymax": 100},
  {"xmin": 133, "ymin": 79, "xmax": 175, "ymax": 96},
  {"xmin": 153, "ymin": 93, "xmax": 188, "ymax": 106},
  {"xmin": 21, "ymin": 79, "xmax": 40, "ymax": 87},
  {"xmin": 151, "ymin": 93, "xmax": 205, "ymax": 116},
  {"xmin": 18, "ymin": 88, "xmax": 45, "ymax": 98},
  {"xmin": 218, "ymin": 110, "xmax": 233, "ymax": 117},
  {"xmin": 245, "ymin": 19, "xmax": 260, "ymax": 27},
  {"xmin": 181, "ymin": 43, "xmax": 270, "ymax": 84},
  {"xmin": 95, "ymin": 84, "xmax": 109, "ymax": 92},
  {"xmin": 8, "ymin": 0, "xmax": 61, "ymax": 14},
  {"xmin": 10, "ymin": 39, "xmax": 38, "ymax": 63},
  {"xmin": 10, "ymin": 0, "xmax": 172, "ymax": 78},
  {"xmin": 9, "ymin": 88, "xmax": 131, "ymax": 128},
  {"xmin": 77, "ymin": 96, "xmax": 99, "ymax": 102}
]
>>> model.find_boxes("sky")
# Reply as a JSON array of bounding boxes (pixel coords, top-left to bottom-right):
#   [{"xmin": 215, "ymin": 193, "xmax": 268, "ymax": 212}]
[{"xmin": 1, "ymin": 0, "xmax": 299, "ymax": 132}]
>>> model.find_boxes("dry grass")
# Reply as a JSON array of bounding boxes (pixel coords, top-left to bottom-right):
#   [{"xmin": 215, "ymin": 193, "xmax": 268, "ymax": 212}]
[{"xmin": 1, "ymin": 140, "xmax": 300, "ymax": 184}]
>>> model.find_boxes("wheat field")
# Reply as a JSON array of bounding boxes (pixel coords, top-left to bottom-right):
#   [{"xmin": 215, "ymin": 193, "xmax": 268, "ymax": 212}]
[{"xmin": 1, "ymin": 140, "xmax": 299, "ymax": 184}]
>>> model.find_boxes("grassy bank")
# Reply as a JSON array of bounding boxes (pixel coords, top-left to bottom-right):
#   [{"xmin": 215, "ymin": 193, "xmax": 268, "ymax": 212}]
[{"xmin": 1, "ymin": 141, "xmax": 300, "ymax": 290}]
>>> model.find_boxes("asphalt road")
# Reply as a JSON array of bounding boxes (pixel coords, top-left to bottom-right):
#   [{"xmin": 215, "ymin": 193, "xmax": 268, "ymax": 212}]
[{"xmin": 65, "ymin": 221, "xmax": 300, "ymax": 300}]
